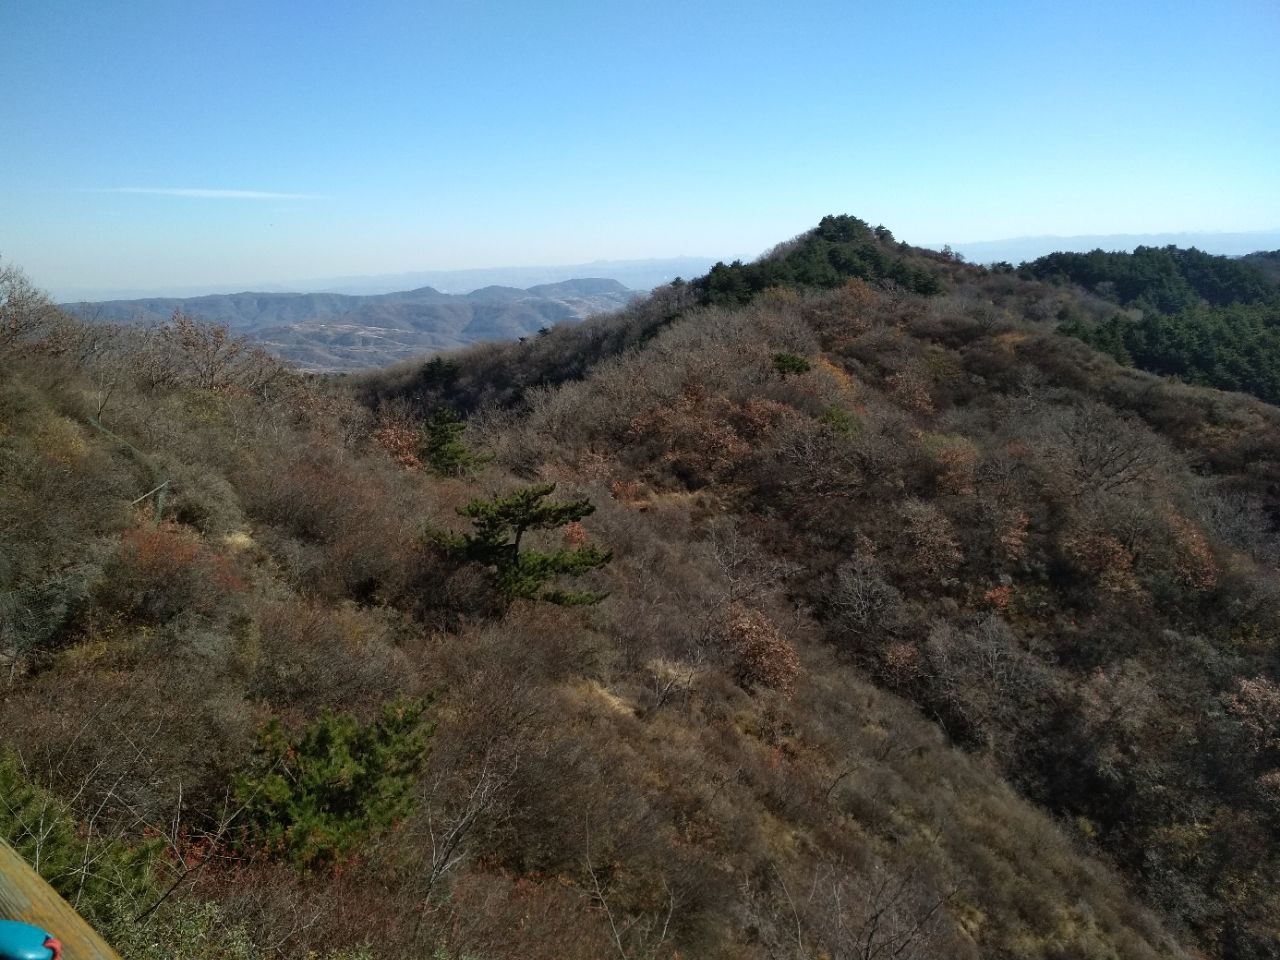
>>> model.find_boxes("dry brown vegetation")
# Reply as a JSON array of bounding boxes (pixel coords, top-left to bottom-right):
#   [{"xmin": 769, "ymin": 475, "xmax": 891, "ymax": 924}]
[{"xmin": 3, "ymin": 221, "xmax": 1279, "ymax": 959}]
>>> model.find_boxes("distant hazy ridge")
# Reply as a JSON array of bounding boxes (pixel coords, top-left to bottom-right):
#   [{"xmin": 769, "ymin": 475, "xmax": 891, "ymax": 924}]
[{"xmin": 63, "ymin": 278, "xmax": 636, "ymax": 371}]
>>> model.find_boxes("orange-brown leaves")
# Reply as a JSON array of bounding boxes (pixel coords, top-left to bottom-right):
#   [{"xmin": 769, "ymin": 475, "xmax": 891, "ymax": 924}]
[
  {"xmin": 372, "ymin": 413, "xmax": 424, "ymax": 470},
  {"xmin": 901, "ymin": 499, "xmax": 961, "ymax": 578},
  {"xmin": 101, "ymin": 523, "xmax": 243, "ymax": 624},
  {"xmin": 982, "ymin": 585, "xmax": 1014, "ymax": 610},
  {"xmin": 737, "ymin": 397, "xmax": 794, "ymax": 441},
  {"xmin": 803, "ymin": 279, "xmax": 876, "ymax": 346},
  {"xmin": 1166, "ymin": 510, "xmax": 1219, "ymax": 591},
  {"xmin": 886, "ymin": 370, "xmax": 936, "ymax": 417},
  {"xmin": 997, "ymin": 509, "xmax": 1030, "ymax": 562},
  {"xmin": 626, "ymin": 388, "xmax": 765, "ymax": 485},
  {"xmin": 561, "ymin": 521, "xmax": 589, "ymax": 547},
  {"xmin": 1225, "ymin": 676, "xmax": 1280, "ymax": 754},
  {"xmin": 1065, "ymin": 534, "xmax": 1141, "ymax": 597},
  {"xmin": 719, "ymin": 604, "xmax": 801, "ymax": 697},
  {"xmin": 921, "ymin": 433, "xmax": 978, "ymax": 496},
  {"xmin": 882, "ymin": 640, "xmax": 924, "ymax": 684}
]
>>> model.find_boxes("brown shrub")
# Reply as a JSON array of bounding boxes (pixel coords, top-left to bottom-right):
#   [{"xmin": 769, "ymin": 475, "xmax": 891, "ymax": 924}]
[
  {"xmin": 1065, "ymin": 533, "xmax": 1142, "ymax": 597},
  {"xmin": 249, "ymin": 598, "xmax": 414, "ymax": 712},
  {"xmin": 997, "ymin": 507, "xmax": 1030, "ymax": 561},
  {"xmin": 96, "ymin": 522, "xmax": 242, "ymax": 625},
  {"xmin": 719, "ymin": 604, "xmax": 801, "ymax": 696},
  {"xmin": 1165, "ymin": 510, "xmax": 1219, "ymax": 591},
  {"xmin": 371, "ymin": 413, "xmax": 424, "ymax": 470},
  {"xmin": 429, "ymin": 870, "xmax": 618, "ymax": 960},
  {"xmin": 627, "ymin": 387, "xmax": 750, "ymax": 486},
  {"xmin": 1224, "ymin": 676, "xmax": 1280, "ymax": 754},
  {"xmin": 886, "ymin": 369, "xmax": 936, "ymax": 416},
  {"xmin": 802, "ymin": 279, "xmax": 877, "ymax": 346},
  {"xmin": 921, "ymin": 432, "xmax": 979, "ymax": 496},
  {"xmin": 983, "ymin": 584, "xmax": 1014, "ymax": 609},
  {"xmin": 901, "ymin": 499, "xmax": 962, "ymax": 579}
]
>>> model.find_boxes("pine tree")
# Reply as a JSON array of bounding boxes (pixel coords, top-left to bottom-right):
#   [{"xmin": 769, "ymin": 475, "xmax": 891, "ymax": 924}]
[
  {"xmin": 233, "ymin": 698, "xmax": 432, "ymax": 868},
  {"xmin": 438, "ymin": 483, "xmax": 611, "ymax": 607},
  {"xmin": 0, "ymin": 750, "xmax": 156, "ymax": 920},
  {"xmin": 422, "ymin": 407, "xmax": 484, "ymax": 477},
  {"xmin": 772, "ymin": 352, "xmax": 811, "ymax": 377}
]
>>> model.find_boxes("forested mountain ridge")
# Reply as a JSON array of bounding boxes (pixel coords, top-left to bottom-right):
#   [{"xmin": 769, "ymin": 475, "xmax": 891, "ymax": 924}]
[
  {"xmin": 2, "ymin": 216, "xmax": 1279, "ymax": 959},
  {"xmin": 356, "ymin": 215, "xmax": 948, "ymax": 416},
  {"xmin": 1017, "ymin": 245, "xmax": 1279, "ymax": 313},
  {"xmin": 1014, "ymin": 244, "xmax": 1280, "ymax": 403}
]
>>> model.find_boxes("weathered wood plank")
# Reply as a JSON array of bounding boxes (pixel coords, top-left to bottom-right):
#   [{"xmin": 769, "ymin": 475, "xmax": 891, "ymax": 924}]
[{"xmin": 0, "ymin": 839, "xmax": 121, "ymax": 960}]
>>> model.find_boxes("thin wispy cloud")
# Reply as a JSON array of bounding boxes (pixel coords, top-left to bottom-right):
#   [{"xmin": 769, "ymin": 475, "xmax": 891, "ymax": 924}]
[{"xmin": 100, "ymin": 187, "xmax": 324, "ymax": 200}]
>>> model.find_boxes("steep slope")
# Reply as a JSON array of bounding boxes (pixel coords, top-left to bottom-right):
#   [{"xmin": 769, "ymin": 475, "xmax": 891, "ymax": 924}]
[
  {"xmin": 3, "ymin": 216, "xmax": 1278, "ymax": 959},
  {"xmin": 473, "ymin": 288, "xmax": 1280, "ymax": 959},
  {"xmin": 0, "ymin": 332, "xmax": 1191, "ymax": 960},
  {"xmin": 362, "ymin": 217, "xmax": 1280, "ymax": 956}
]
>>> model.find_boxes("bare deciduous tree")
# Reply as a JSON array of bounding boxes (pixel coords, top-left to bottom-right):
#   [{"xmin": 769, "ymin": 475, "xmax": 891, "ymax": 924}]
[
  {"xmin": 804, "ymin": 855, "xmax": 958, "ymax": 960},
  {"xmin": 0, "ymin": 263, "xmax": 61, "ymax": 354},
  {"xmin": 581, "ymin": 824, "xmax": 676, "ymax": 960}
]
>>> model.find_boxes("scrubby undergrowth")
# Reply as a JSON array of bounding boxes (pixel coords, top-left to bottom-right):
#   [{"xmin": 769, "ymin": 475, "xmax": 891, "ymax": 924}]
[{"xmin": 2, "ymin": 220, "xmax": 1279, "ymax": 959}]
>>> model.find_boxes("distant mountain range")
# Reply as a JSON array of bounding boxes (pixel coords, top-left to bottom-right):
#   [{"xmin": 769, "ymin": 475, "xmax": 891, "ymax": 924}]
[
  {"xmin": 931, "ymin": 230, "xmax": 1280, "ymax": 265},
  {"xmin": 53, "ymin": 256, "xmax": 720, "ymax": 302},
  {"xmin": 301, "ymin": 256, "xmax": 721, "ymax": 296},
  {"xmin": 62, "ymin": 278, "xmax": 636, "ymax": 371}
]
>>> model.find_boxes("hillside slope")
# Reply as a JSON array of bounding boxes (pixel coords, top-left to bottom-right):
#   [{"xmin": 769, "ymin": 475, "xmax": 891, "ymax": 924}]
[
  {"xmin": 362, "ymin": 217, "xmax": 1280, "ymax": 958},
  {"xmin": 3, "ymin": 218, "xmax": 1279, "ymax": 959}
]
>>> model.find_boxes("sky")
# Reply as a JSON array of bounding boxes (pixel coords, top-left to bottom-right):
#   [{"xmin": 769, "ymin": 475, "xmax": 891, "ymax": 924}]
[{"xmin": 2, "ymin": 0, "xmax": 1278, "ymax": 298}]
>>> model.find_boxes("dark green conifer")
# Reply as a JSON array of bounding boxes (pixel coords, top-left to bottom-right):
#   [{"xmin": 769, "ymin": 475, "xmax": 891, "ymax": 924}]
[
  {"xmin": 233, "ymin": 698, "xmax": 432, "ymax": 868},
  {"xmin": 438, "ymin": 482, "xmax": 611, "ymax": 607},
  {"xmin": 422, "ymin": 407, "xmax": 484, "ymax": 477}
]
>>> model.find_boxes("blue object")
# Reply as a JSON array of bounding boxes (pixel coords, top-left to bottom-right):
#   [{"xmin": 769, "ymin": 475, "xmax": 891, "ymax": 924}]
[{"xmin": 0, "ymin": 920, "xmax": 57, "ymax": 960}]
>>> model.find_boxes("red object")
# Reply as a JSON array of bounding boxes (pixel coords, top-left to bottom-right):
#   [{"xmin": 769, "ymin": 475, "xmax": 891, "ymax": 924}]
[{"xmin": 43, "ymin": 937, "xmax": 61, "ymax": 960}]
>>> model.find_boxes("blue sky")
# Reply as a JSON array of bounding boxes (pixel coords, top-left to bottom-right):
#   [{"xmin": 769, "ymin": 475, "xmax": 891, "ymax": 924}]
[{"xmin": 2, "ymin": 0, "xmax": 1277, "ymax": 296}]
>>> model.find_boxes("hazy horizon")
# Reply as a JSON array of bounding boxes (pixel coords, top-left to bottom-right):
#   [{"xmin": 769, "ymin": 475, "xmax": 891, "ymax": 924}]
[
  {"xmin": 47, "ymin": 229, "xmax": 1280, "ymax": 304},
  {"xmin": 3, "ymin": 1, "xmax": 1277, "ymax": 296}
]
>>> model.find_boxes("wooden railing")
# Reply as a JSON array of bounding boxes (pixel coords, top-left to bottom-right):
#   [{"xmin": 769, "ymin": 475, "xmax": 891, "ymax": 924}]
[{"xmin": 0, "ymin": 838, "xmax": 121, "ymax": 960}]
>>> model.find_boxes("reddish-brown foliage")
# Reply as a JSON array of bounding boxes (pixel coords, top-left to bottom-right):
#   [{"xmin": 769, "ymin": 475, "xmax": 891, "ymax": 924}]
[
  {"xmin": 901, "ymin": 500, "xmax": 961, "ymax": 578},
  {"xmin": 100, "ymin": 523, "xmax": 243, "ymax": 623},
  {"xmin": 719, "ymin": 604, "xmax": 802, "ymax": 696},
  {"xmin": 1225, "ymin": 676, "xmax": 1280, "ymax": 754},
  {"xmin": 1065, "ymin": 533, "xmax": 1141, "ymax": 596},
  {"xmin": 371, "ymin": 414, "xmax": 424, "ymax": 470},
  {"xmin": 1166, "ymin": 510, "xmax": 1219, "ymax": 591},
  {"xmin": 886, "ymin": 370, "xmax": 936, "ymax": 416}
]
